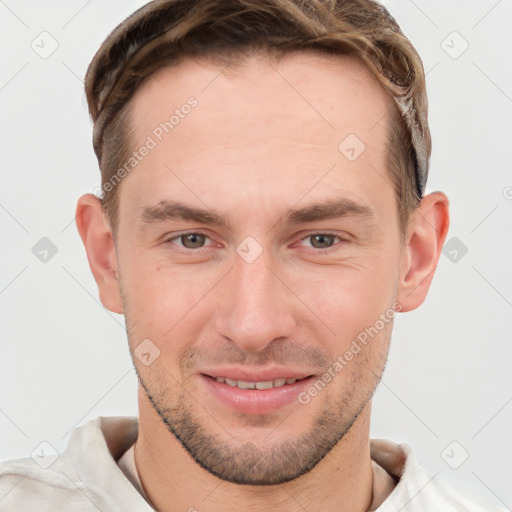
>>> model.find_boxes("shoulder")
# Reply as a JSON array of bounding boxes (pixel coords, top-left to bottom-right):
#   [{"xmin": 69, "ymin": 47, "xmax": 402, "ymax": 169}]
[
  {"xmin": 0, "ymin": 453, "xmax": 105, "ymax": 511},
  {"xmin": 0, "ymin": 416, "xmax": 146, "ymax": 511},
  {"xmin": 372, "ymin": 440, "xmax": 507, "ymax": 512}
]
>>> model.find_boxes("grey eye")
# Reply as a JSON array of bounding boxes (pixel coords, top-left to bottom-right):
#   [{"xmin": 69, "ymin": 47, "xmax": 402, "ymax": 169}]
[
  {"xmin": 309, "ymin": 234, "xmax": 337, "ymax": 249},
  {"xmin": 180, "ymin": 233, "xmax": 206, "ymax": 249}
]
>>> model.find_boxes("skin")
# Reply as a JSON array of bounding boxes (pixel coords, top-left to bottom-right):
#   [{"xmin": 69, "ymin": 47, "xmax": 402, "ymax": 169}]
[{"xmin": 76, "ymin": 51, "xmax": 449, "ymax": 511}]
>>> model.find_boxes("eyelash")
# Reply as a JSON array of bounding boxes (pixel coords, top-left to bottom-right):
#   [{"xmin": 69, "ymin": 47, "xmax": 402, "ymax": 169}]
[{"xmin": 164, "ymin": 231, "xmax": 346, "ymax": 252}]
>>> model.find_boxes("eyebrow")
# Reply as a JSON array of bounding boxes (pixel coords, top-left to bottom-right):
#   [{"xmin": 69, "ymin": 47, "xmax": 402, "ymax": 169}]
[
  {"xmin": 138, "ymin": 198, "xmax": 375, "ymax": 228},
  {"xmin": 285, "ymin": 198, "xmax": 375, "ymax": 224},
  {"xmin": 139, "ymin": 201, "xmax": 230, "ymax": 228}
]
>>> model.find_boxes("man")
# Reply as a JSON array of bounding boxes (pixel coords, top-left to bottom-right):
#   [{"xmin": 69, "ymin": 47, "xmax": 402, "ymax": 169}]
[{"xmin": 0, "ymin": 0, "xmax": 505, "ymax": 510}]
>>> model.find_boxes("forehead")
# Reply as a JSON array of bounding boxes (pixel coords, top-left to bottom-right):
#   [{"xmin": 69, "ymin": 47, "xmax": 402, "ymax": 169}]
[
  {"xmin": 131, "ymin": 50, "xmax": 392, "ymax": 142},
  {"xmin": 120, "ymin": 51, "xmax": 396, "ymax": 225}
]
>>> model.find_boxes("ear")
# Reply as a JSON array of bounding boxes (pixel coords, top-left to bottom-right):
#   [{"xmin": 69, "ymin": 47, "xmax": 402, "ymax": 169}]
[
  {"xmin": 397, "ymin": 192, "xmax": 450, "ymax": 312},
  {"xmin": 75, "ymin": 194, "xmax": 123, "ymax": 314}
]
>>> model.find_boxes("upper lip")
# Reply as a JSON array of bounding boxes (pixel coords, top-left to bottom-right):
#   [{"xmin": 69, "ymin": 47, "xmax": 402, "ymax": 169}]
[{"xmin": 202, "ymin": 367, "xmax": 312, "ymax": 382}]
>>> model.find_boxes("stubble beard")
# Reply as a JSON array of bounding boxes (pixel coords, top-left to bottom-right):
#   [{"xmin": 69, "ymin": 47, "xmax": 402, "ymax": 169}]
[{"xmin": 133, "ymin": 360, "xmax": 384, "ymax": 485}]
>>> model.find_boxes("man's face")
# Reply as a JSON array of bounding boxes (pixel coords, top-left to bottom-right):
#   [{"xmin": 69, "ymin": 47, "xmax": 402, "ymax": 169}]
[{"xmin": 115, "ymin": 52, "xmax": 404, "ymax": 484}]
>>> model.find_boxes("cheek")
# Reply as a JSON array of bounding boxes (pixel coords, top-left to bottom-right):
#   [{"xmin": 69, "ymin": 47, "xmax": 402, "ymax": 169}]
[
  {"xmin": 120, "ymin": 255, "xmax": 221, "ymax": 343},
  {"xmin": 286, "ymin": 252, "xmax": 400, "ymax": 345}
]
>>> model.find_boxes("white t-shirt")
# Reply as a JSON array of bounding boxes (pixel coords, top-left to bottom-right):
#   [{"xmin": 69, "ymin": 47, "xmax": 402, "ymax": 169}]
[{"xmin": 0, "ymin": 416, "xmax": 505, "ymax": 511}]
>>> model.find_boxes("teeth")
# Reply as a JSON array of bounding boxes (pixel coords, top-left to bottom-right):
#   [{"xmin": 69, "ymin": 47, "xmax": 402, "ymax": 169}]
[
  {"xmin": 237, "ymin": 380, "xmax": 256, "ymax": 389},
  {"xmin": 255, "ymin": 380, "xmax": 273, "ymax": 390},
  {"xmin": 215, "ymin": 377, "xmax": 298, "ymax": 389}
]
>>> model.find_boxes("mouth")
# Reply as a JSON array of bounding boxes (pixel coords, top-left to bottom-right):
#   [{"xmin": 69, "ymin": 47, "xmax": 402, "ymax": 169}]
[{"xmin": 199, "ymin": 371, "xmax": 315, "ymax": 415}]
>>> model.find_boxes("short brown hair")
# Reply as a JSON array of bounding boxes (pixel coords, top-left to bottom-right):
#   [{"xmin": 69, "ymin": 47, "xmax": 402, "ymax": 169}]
[{"xmin": 85, "ymin": 0, "xmax": 430, "ymax": 232}]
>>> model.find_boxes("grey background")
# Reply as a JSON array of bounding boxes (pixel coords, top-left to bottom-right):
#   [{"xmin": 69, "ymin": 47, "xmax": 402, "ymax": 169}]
[{"xmin": 1, "ymin": 0, "xmax": 511, "ymax": 508}]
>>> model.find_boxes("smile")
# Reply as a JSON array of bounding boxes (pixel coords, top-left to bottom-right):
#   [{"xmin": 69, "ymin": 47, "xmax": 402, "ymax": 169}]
[{"xmin": 200, "ymin": 369, "xmax": 314, "ymax": 414}]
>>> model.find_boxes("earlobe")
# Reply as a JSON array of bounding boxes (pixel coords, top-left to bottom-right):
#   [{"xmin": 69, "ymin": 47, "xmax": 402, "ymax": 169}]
[
  {"xmin": 396, "ymin": 192, "xmax": 450, "ymax": 312},
  {"xmin": 75, "ymin": 194, "xmax": 123, "ymax": 314}
]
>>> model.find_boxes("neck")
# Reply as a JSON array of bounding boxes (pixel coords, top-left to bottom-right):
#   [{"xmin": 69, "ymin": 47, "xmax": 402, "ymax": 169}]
[{"xmin": 134, "ymin": 387, "xmax": 375, "ymax": 512}]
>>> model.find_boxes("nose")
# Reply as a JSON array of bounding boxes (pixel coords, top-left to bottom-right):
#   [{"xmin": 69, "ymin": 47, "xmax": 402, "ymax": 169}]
[{"xmin": 213, "ymin": 250, "xmax": 296, "ymax": 352}]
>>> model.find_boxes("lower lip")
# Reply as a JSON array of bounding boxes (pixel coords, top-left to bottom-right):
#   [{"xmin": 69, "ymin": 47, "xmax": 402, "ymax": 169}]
[{"xmin": 200, "ymin": 374, "xmax": 314, "ymax": 415}]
